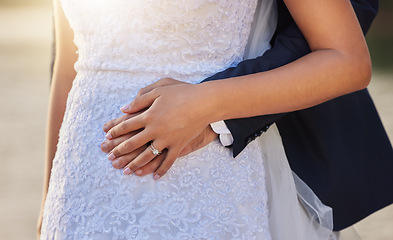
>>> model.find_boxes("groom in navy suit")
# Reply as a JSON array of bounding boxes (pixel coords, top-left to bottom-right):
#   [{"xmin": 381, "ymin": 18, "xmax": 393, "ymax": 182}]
[{"xmin": 201, "ymin": 0, "xmax": 393, "ymax": 231}]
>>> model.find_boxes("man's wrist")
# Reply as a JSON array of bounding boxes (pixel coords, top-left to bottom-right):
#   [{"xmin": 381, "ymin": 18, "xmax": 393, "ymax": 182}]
[{"xmin": 210, "ymin": 121, "xmax": 234, "ymax": 146}]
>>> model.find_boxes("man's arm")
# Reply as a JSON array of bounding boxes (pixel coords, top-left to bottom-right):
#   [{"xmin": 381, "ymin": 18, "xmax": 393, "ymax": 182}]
[{"xmin": 203, "ymin": 0, "xmax": 378, "ymax": 157}]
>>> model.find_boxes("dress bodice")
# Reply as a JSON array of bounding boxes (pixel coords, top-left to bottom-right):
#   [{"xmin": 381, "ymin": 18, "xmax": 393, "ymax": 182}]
[
  {"xmin": 60, "ymin": 0, "xmax": 258, "ymax": 82},
  {"xmin": 40, "ymin": 1, "xmax": 281, "ymax": 239}
]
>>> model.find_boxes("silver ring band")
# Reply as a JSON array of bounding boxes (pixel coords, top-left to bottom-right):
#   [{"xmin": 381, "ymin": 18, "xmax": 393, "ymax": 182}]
[{"xmin": 149, "ymin": 143, "xmax": 161, "ymax": 156}]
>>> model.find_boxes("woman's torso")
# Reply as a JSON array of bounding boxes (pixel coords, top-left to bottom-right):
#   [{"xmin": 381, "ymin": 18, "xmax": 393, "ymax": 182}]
[{"xmin": 41, "ymin": 1, "xmax": 275, "ymax": 239}]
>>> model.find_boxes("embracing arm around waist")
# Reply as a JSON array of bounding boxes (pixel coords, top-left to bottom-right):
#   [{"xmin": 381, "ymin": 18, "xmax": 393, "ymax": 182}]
[
  {"xmin": 121, "ymin": 0, "xmax": 371, "ymax": 168},
  {"xmin": 193, "ymin": 0, "xmax": 371, "ymax": 127},
  {"xmin": 204, "ymin": 0, "xmax": 377, "ymax": 153}
]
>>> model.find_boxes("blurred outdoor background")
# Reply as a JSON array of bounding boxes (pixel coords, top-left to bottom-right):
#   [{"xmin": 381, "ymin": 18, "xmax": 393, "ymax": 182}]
[{"xmin": 0, "ymin": 0, "xmax": 392, "ymax": 239}]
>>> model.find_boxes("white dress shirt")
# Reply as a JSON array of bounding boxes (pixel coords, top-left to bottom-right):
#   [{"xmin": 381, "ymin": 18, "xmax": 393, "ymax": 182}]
[{"xmin": 210, "ymin": 121, "xmax": 234, "ymax": 146}]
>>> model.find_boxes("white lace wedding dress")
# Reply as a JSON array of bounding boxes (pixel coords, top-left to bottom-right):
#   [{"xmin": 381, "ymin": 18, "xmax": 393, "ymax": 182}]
[{"xmin": 41, "ymin": 0, "xmax": 334, "ymax": 239}]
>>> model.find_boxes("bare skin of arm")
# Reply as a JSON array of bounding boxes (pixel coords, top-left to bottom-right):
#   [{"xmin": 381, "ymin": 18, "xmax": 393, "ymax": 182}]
[
  {"xmin": 104, "ymin": 0, "xmax": 371, "ymax": 179},
  {"xmin": 37, "ymin": 0, "xmax": 77, "ymax": 237}
]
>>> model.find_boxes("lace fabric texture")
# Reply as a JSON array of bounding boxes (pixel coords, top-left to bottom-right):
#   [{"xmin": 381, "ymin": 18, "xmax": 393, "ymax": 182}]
[
  {"xmin": 41, "ymin": 0, "xmax": 277, "ymax": 239},
  {"xmin": 62, "ymin": 0, "xmax": 260, "ymax": 82}
]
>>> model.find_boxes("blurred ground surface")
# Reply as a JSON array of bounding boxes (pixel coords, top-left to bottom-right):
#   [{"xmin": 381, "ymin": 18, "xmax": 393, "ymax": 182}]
[{"xmin": 0, "ymin": 5, "xmax": 392, "ymax": 240}]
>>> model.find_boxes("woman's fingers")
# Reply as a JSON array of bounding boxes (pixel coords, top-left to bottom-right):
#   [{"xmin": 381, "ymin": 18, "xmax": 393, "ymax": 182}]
[
  {"xmin": 103, "ymin": 111, "xmax": 142, "ymax": 133},
  {"xmin": 103, "ymin": 114, "xmax": 129, "ymax": 133},
  {"xmin": 122, "ymin": 78, "xmax": 188, "ymax": 113},
  {"xmin": 106, "ymin": 80, "xmax": 208, "ymax": 179},
  {"xmin": 136, "ymin": 78, "xmax": 185, "ymax": 98},
  {"xmin": 106, "ymin": 114, "xmax": 144, "ymax": 140},
  {"xmin": 120, "ymin": 89, "xmax": 158, "ymax": 114},
  {"xmin": 108, "ymin": 130, "xmax": 152, "ymax": 160},
  {"xmin": 122, "ymin": 140, "xmax": 165, "ymax": 175},
  {"xmin": 110, "ymin": 146, "xmax": 145, "ymax": 169},
  {"xmin": 136, "ymin": 78, "xmax": 168, "ymax": 97},
  {"xmin": 101, "ymin": 132, "xmax": 136, "ymax": 153},
  {"xmin": 102, "ymin": 79, "xmax": 202, "ymax": 178}
]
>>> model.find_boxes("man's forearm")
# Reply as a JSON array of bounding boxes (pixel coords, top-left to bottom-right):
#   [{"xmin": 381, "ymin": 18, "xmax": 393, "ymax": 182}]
[
  {"xmin": 202, "ymin": 0, "xmax": 378, "ymax": 156},
  {"xmin": 204, "ymin": 19, "xmax": 309, "ymax": 156}
]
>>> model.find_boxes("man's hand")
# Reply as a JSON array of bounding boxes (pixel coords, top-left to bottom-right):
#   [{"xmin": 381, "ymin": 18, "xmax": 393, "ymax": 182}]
[{"xmin": 102, "ymin": 78, "xmax": 218, "ymax": 178}]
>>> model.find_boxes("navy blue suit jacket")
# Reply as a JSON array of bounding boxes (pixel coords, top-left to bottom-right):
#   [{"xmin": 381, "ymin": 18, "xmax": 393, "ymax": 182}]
[{"xmin": 203, "ymin": 0, "xmax": 393, "ymax": 231}]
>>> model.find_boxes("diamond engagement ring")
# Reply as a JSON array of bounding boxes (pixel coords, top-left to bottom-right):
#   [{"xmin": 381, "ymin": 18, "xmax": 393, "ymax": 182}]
[{"xmin": 149, "ymin": 143, "xmax": 161, "ymax": 156}]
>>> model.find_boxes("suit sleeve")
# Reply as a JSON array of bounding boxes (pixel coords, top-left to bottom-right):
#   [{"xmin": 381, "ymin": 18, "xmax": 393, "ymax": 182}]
[{"xmin": 202, "ymin": 0, "xmax": 378, "ymax": 157}]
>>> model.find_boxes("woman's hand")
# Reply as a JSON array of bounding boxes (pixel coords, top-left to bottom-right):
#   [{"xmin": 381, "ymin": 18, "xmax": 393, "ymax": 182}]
[
  {"xmin": 103, "ymin": 78, "xmax": 218, "ymax": 179},
  {"xmin": 102, "ymin": 113, "xmax": 146, "ymax": 169},
  {"xmin": 102, "ymin": 114, "xmax": 218, "ymax": 176}
]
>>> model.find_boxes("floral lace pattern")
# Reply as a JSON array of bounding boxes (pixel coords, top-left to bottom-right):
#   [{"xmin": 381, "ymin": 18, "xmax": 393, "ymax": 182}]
[{"xmin": 41, "ymin": 0, "xmax": 272, "ymax": 239}]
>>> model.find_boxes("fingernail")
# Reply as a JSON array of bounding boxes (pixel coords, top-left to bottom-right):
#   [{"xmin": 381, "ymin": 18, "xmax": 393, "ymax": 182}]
[
  {"xmin": 153, "ymin": 174, "xmax": 161, "ymax": 180},
  {"xmin": 108, "ymin": 153, "xmax": 116, "ymax": 161},
  {"xmin": 105, "ymin": 132, "xmax": 112, "ymax": 140},
  {"xmin": 112, "ymin": 160, "xmax": 120, "ymax": 167},
  {"xmin": 101, "ymin": 143, "xmax": 108, "ymax": 152},
  {"xmin": 123, "ymin": 167, "xmax": 132, "ymax": 175},
  {"xmin": 135, "ymin": 169, "xmax": 143, "ymax": 176},
  {"xmin": 120, "ymin": 104, "xmax": 130, "ymax": 112}
]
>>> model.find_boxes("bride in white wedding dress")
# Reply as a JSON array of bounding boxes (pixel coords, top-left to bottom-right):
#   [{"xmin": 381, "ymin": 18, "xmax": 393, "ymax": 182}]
[{"xmin": 39, "ymin": 0, "xmax": 370, "ymax": 239}]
